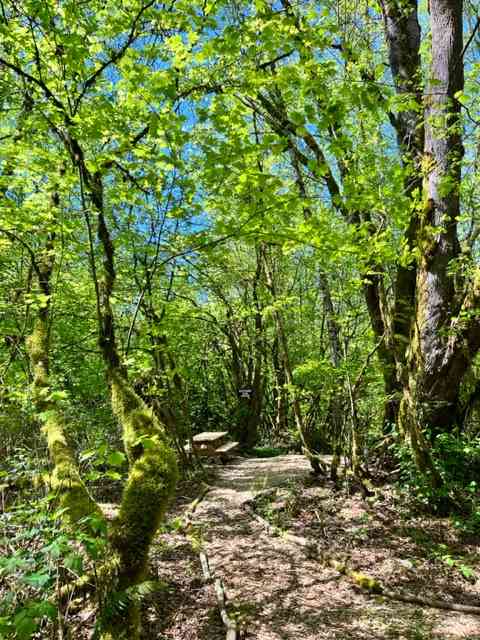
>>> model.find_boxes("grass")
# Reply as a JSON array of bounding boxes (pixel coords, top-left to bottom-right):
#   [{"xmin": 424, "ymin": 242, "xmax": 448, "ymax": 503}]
[{"xmin": 248, "ymin": 446, "xmax": 287, "ymax": 458}]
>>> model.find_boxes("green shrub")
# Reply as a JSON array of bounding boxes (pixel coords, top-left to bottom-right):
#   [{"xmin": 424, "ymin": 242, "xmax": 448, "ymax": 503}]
[
  {"xmin": 395, "ymin": 432, "xmax": 480, "ymax": 526},
  {"xmin": 248, "ymin": 445, "xmax": 287, "ymax": 458}
]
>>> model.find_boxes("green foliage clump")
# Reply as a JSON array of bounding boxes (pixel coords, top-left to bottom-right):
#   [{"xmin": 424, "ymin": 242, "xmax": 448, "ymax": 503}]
[
  {"xmin": 248, "ymin": 445, "xmax": 287, "ymax": 458},
  {"xmin": 349, "ymin": 570, "xmax": 383, "ymax": 594},
  {"xmin": 396, "ymin": 432, "xmax": 480, "ymax": 525},
  {"xmin": 434, "ymin": 433, "xmax": 480, "ymax": 484},
  {"xmin": 0, "ymin": 449, "xmax": 108, "ymax": 640}
]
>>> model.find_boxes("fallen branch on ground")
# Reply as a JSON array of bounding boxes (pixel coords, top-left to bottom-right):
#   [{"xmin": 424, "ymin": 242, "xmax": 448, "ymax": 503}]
[
  {"xmin": 181, "ymin": 485, "xmax": 243, "ymax": 639},
  {"xmin": 185, "ymin": 483, "xmax": 211, "ymax": 518},
  {"xmin": 199, "ymin": 551, "xmax": 239, "ymax": 640},
  {"xmin": 244, "ymin": 502, "xmax": 480, "ymax": 616}
]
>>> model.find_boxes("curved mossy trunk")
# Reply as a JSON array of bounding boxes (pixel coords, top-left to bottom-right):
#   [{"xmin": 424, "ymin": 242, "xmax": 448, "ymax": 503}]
[
  {"xmin": 88, "ymin": 183, "xmax": 178, "ymax": 640},
  {"xmin": 27, "ymin": 233, "xmax": 103, "ymax": 533},
  {"xmin": 100, "ymin": 372, "xmax": 178, "ymax": 640},
  {"xmin": 28, "ymin": 320, "xmax": 104, "ymax": 531}
]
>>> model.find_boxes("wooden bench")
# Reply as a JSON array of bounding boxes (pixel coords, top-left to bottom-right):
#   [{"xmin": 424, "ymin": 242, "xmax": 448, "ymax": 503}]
[
  {"xmin": 215, "ymin": 441, "xmax": 239, "ymax": 463},
  {"xmin": 215, "ymin": 441, "xmax": 239, "ymax": 455}
]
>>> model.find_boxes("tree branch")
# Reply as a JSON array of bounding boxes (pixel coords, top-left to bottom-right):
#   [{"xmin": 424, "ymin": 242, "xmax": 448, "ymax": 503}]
[{"xmin": 73, "ymin": 0, "xmax": 157, "ymax": 113}]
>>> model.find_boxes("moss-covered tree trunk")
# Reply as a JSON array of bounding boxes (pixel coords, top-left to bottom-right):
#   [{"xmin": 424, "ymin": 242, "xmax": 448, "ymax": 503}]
[
  {"xmin": 395, "ymin": 0, "xmax": 480, "ymax": 481},
  {"xmin": 101, "ymin": 372, "xmax": 178, "ymax": 639},
  {"xmin": 85, "ymin": 171, "xmax": 178, "ymax": 640},
  {"xmin": 1, "ymin": 20, "xmax": 179, "ymax": 637},
  {"xmin": 27, "ymin": 216, "xmax": 104, "ymax": 533}
]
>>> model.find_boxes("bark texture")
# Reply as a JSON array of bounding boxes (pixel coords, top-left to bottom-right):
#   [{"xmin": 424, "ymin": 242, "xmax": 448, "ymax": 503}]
[
  {"xmin": 27, "ymin": 227, "xmax": 103, "ymax": 533},
  {"xmin": 91, "ymin": 194, "xmax": 178, "ymax": 640},
  {"xmin": 400, "ymin": 0, "xmax": 465, "ymax": 444}
]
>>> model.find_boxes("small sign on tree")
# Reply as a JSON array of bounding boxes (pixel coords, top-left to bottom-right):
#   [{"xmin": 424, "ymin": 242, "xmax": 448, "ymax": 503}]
[{"xmin": 239, "ymin": 388, "xmax": 252, "ymax": 398}]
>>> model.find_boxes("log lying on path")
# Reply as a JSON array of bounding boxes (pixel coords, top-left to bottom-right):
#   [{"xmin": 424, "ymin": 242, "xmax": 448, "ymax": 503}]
[
  {"xmin": 199, "ymin": 551, "xmax": 239, "ymax": 640},
  {"xmin": 244, "ymin": 502, "xmax": 480, "ymax": 616},
  {"xmin": 380, "ymin": 589, "xmax": 480, "ymax": 616},
  {"xmin": 181, "ymin": 485, "xmax": 242, "ymax": 639}
]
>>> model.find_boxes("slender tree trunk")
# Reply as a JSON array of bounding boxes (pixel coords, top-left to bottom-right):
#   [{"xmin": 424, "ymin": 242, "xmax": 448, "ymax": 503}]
[
  {"xmin": 380, "ymin": 0, "xmax": 424, "ymax": 431},
  {"xmin": 242, "ymin": 246, "xmax": 265, "ymax": 449},
  {"xmin": 318, "ymin": 271, "xmax": 345, "ymax": 480},
  {"xmin": 141, "ymin": 305, "xmax": 191, "ymax": 464},
  {"xmin": 26, "ymin": 198, "xmax": 104, "ymax": 533},
  {"xmin": 262, "ymin": 245, "xmax": 324, "ymax": 473},
  {"xmin": 271, "ymin": 336, "xmax": 288, "ymax": 435}
]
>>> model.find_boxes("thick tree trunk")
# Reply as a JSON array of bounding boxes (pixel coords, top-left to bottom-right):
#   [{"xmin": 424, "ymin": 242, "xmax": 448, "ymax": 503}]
[
  {"xmin": 399, "ymin": 0, "xmax": 466, "ymax": 477},
  {"xmin": 223, "ymin": 254, "xmax": 264, "ymax": 451},
  {"xmin": 81, "ymin": 166, "xmax": 178, "ymax": 640},
  {"xmin": 226, "ymin": 326, "xmax": 260, "ymax": 449}
]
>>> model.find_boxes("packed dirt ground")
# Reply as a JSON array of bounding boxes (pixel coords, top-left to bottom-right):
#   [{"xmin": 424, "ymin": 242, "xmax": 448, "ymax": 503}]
[{"xmin": 114, "ymin": 455, "xmax": 480, "ymax": 640}]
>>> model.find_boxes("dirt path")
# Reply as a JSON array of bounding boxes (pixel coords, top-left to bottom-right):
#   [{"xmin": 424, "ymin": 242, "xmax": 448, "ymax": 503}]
[
  {"xmin": 178, "ymin": 455, "xmax": 480, "ymax": 640},
  {"xmin": 143, "ymin": 455, "xmax": 480, "ymax": 640},
  {"xmin": 198, "ymin": 454, "xmax": 314, "ymax": 506}
]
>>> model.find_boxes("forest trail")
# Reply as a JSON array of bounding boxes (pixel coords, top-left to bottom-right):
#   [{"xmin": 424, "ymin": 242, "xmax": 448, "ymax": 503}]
[
  {"xmin": 161, "ymin": 455, "xmax": 480, "ymax": 640},
  {"xmin": 190, "ymin": 454, "xmax": 342, "ymax": 640},
  {"xmin": 198, "ymin": 454, "xmax": 314, "ymax": 506}
]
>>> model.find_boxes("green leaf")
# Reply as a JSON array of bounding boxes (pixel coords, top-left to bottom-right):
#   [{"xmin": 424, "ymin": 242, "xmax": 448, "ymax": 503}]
[
  {"xmin": 459, "ymin": 564, "xmax": 476, "ymax": 581},
  {"xmin": 64, "ymin": 553, "xmax": 84, "ymax": 574},
  {"xmin": 22, "ymin": 571, "xmax": 51, "ymax": 588},
  {"xmin": 105, "ymin": 470, "xmax": 122, "ymax": 480},
  {"xmin": 13, "ymin": 610, "xmax": 37, "ymax": 640},
  {"xmin": 107, "ymin": 451, "xmax": 126, "ymax": 467}
]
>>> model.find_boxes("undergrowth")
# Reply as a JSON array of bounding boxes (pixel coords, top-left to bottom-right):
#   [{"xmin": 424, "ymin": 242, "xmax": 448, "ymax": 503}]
[{"xmin": 395, "ymin": 432, "xmax": 480, "ymax": 532}]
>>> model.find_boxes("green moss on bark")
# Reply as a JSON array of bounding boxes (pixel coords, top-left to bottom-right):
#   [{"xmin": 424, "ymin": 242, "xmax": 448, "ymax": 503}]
[
  {"xmin": 99, "ymin": 372, "xmax": 178, "ymax": 640},
  {"xmin": 27, "ymin": 320, "xmax": 104, "ymax": 533},
  {"xmin": 44, "ymin": 414, "xmax": 104, "ymax": 529}
]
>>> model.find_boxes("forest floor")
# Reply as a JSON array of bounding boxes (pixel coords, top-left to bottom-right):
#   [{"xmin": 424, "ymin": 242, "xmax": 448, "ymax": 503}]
[{"xmin": 138, "ymin": 454, "xmax": 480, "ymax": 640}]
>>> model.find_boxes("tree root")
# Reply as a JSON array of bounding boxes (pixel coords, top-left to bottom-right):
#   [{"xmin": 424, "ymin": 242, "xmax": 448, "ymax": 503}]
[{"xmin": 199, "ymin": 551, "xmax": 240, "ymax": 640}]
